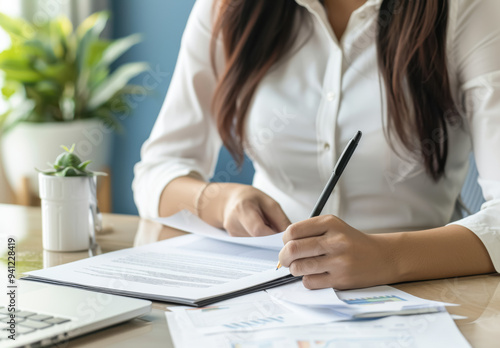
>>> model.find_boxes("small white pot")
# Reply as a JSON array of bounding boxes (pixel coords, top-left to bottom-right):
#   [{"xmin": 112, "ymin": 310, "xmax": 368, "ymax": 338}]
[
  {"xmin": 39, "ymin": 173, "xmax": 94, "ymax": 252},
  {"xmin": 1, "ymin": 119, "xmax": 112, "ymax": 194}
]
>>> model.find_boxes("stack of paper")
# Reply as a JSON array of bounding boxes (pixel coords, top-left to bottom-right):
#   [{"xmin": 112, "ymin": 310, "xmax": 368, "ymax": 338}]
[
  {"xmin": 166, "ymin": 310, "xmax": 470, "ymax": 348},
  {"xmin": 23, "ymin": 234, "xmax": 296, "ymax": 306},
  {"xmin": 168, "ymin": 291, "xmax": 342, "ymax": 335},
  {"xmin": 165, "ymin": 283, "xmax": 471, "ymax": 348},
  {"xmin": 266, "ymin": 282, "xmax": 455, "ymax": 319}
]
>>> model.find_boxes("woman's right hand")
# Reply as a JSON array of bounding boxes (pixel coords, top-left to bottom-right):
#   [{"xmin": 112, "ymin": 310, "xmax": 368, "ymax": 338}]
[{"xmin": 199, "ymin": 183, "xmax": 291, "ymax": 237}]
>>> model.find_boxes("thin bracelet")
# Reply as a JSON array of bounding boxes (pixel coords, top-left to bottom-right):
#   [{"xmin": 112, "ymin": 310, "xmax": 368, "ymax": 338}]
[{"xmin": 195, "ymin": 182, "xmax": 212, "ymax": 218}]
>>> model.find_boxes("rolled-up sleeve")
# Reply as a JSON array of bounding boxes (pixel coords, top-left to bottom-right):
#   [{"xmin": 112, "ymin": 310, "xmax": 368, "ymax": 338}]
[
  {"xmin": 133, "ymin": 0, "xmax": 222, "ymax": 219},
  {"xmin": 449, "ymin": 0, "xmax": 500, "ymax": 271}
]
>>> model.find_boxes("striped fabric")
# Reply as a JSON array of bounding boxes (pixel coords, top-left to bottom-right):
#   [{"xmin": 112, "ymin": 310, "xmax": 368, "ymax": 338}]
[{"xmin": 461, "ymin": 154, "xmax": 485, "ymax": 216}]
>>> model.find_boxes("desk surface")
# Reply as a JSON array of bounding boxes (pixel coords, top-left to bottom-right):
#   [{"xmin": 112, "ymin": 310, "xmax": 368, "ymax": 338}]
[{"xmin": 1, "ymin": 204, "xmax": 499, "ymax": 348}]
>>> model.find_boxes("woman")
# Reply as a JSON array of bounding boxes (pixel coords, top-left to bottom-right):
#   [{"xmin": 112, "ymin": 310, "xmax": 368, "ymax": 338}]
[{"xmin": 133, "ymin": 0, "xmax": 500, "ymax": 290}]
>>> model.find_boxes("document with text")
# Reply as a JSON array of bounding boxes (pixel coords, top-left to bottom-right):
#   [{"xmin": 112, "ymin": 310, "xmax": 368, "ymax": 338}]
[
  {"xmin": 155, "ymin": 210, "xmax": 285, "ymax": 250},
  {"xmin": 23, "ymin": 235, "xmax": 296, "ymax": 306}
]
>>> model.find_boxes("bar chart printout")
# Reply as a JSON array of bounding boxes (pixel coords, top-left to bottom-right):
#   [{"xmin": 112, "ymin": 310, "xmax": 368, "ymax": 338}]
[{"xmin": 342, "ymin": 295, "xmax": 406, "ymax": 305}]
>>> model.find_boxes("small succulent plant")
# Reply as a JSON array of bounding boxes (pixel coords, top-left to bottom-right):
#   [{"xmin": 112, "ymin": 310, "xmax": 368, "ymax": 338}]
[{"xmin": 38, "ymin": 144, "xmax": 106, "ymax": 177}]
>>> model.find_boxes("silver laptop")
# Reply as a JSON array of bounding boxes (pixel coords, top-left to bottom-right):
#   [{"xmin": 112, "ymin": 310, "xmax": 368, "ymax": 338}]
[{"xmin": 1, "ymin": 280, "xmax": 152, "ymax": 348}]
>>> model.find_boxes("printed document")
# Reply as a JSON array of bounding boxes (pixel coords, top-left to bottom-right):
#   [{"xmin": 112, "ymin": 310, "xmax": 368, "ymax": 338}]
[
  {"xmin": 166, "ymin": 309, "xmax": 471, "ymax": 348},
  {"xmin": 155, "ymin": 210, "xmax": 285, "ymax": 250},
  {"xmin": 266, "ymin": 282, "xmax": 456, "ymax": 318},
  {"xmin": 24, "ymin": 235, "xmax": 295, "ymax": 306}
]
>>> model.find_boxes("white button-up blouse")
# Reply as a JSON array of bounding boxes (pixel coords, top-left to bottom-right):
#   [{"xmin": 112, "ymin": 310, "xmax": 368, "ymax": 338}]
[{"xmin": 133, "ymin": 0, "xmax": 500, "ymax": 271}]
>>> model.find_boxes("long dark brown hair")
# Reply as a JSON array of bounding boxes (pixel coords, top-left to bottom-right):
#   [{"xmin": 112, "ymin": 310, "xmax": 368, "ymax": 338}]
[{"xmin": 211, "ymin": 0, "xmax": 458, "ymax": 181}]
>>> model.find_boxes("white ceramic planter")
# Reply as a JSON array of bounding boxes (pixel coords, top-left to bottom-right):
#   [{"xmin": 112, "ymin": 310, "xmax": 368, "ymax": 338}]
[
  {"xmin": 39, "ymin": 173, "xmax": 93, "ymax": 252},
  {"xmin": 1, "ymin": 119, "xmax": 112, "ymax": 194}
]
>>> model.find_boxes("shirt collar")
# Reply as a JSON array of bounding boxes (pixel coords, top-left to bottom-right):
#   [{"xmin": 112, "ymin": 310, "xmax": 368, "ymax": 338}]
[{"xmin": 294, "ymin": 0, "xmax": 382, "ymax": 12}]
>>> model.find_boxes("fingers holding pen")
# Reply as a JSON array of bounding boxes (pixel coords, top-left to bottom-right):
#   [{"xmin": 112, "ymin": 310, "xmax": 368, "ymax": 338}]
[
  {"xmin": 282, "ymin": 215, "xmax": 341, "ymax": 244},
  {"xmin": 279, "ymin": 214, "xmax": 401, "ymax": 290}
]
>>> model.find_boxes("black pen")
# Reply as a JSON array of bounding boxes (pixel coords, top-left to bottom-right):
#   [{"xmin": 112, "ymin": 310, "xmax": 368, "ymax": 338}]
[{"xmin": 276, "ymin": 130, "xmax": 362, "ymax": 270}]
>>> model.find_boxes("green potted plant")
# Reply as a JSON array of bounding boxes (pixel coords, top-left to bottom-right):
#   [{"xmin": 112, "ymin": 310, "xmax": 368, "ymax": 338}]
[
  {"xmin": 0, "ymin": 11, "xmax": 147, "ymax": 194},
  {"xmin": 38, "ymin": 144, "xmax": 105, "ymax": 251}
]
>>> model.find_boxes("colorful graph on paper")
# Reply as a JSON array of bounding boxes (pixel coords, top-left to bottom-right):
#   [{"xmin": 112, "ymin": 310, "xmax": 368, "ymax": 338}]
[
  {"xmin": 342, "ymin": 295, "xmax": 406, "ymax": 305},
  {"xmin": 223, "ymin": 315, "xmax": 285, "ymax": 330}
]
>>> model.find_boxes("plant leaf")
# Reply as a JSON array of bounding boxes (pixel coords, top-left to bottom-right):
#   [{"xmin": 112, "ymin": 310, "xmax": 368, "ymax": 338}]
[
  {"xmin": 88, "ymin": 171, "xmax": 107, "ymax": 176},
  {"xmin": 76, "ymin": 11, "xmax": 109, "ymax": 38},
  {"xmin": 51, "ymin": 16, "xmax": 73, "ymax": 56},
  {"xmin": 54, "ymin": 16, "xmax": 73, "ymax": 37},
  {"xmin": 36, "ymin": 168, "xmax": 57, "ymax": 175},
  {"xmin": 34, "ymin": 60, "xmax": 72, "ymax": 84},
  {"xmin": 86, "ymin": 40, "xmax": 111, "ymax": 67},
  {"xmin": 0, "ymin": 13, "xmax": 34, "ymax": 42},
  {"xmin": 24, "ymin": 39, "xmax": 57, "ymax": 63},
  {"xmin": 78, "ymin": 160, "xmax": 91, "ymax": 170},
  {"xmin": 88, "ymin": 62, "xmax": 148, "ymax": 110},
  {"xmin": 76, "ymin": 12, "xmax": 109, "ymax": 73},
  {"xmin": 57, "ymin": 166, "xmax": 87, "ymax": 177},
  {"xmin": 2, "ymin": 69, "xmax": 42, "ymax": 82},
  {"xmin": 99, "ymin": 33, "xmax": 142, "ymax": 68},
  {"xmin": 56, "ymin": 167, "xmax": 71, "ymax": 176},
  {"xmin": 88, "ymin": 67, "xmax": 109, "ymax": 91},
  {"xmin": 1, "ymin": 81, "xmax": 18, "ymax": 99},
  {"xmin": 0, "ymin": 55, "xmax": 44, "ymax": 82}
]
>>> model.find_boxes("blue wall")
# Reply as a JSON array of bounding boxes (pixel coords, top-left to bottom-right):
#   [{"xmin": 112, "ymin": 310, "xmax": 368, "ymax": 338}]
[{"xmin": 111, "ymin": 0, "xmax": 254, "ymax": 215}]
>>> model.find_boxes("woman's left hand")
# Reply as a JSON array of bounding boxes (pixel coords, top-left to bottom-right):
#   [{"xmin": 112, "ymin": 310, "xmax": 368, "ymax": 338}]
[{"xmin": 278, "ymin": 215, "xmax": 399, "ymax": 290}]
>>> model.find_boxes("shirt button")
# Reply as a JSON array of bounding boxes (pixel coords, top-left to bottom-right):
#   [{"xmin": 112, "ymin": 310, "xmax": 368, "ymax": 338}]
[
  {"xmin": 324, "ymin": 143, "xmax": 331, "ymax": 151},
  {"xmin": 326, "ymin": 91, "xmax": 336, "ymax": 102}
]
